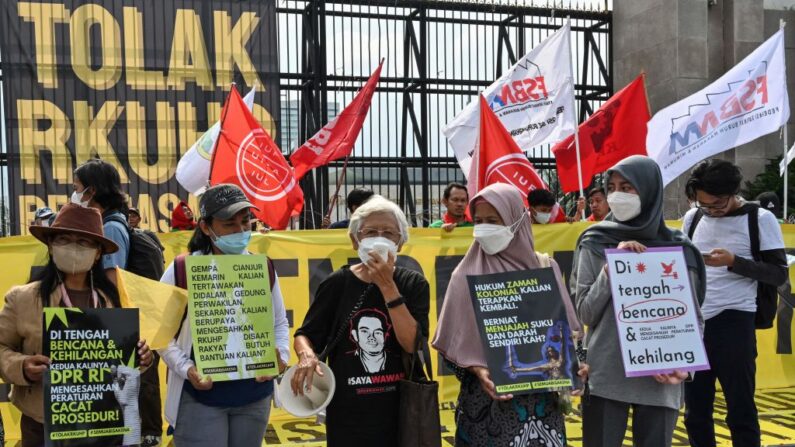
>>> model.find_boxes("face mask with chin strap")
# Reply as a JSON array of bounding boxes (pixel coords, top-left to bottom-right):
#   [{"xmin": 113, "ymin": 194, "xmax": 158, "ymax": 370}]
[{"xmin": 473, "ymin": 212, "xmax": 526, "ymax": 255}]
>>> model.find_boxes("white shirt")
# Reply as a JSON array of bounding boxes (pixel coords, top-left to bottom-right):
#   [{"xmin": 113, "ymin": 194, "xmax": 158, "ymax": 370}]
[
  {"xmin": 157, "ymin": 250, "xmax": 290, "ymax": 426},
  {"xmin": 682, "ymin": 207, "xmax": 785, "ymax": 320}
]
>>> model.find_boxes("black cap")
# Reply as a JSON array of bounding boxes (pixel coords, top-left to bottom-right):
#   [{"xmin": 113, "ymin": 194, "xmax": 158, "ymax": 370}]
[
  {"xmin": 756, "ymin": 191, "xmax": 782, "ymax": 216},
  {"xmin": 200, "ymin": 184, "xmax": 258, "ymax": 219}
]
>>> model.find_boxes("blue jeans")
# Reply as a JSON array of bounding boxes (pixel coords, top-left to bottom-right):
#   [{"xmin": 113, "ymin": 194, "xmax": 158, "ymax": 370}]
[{"xmin": 173, "ymin": 388, "xmax": 272, "ymax": 447}]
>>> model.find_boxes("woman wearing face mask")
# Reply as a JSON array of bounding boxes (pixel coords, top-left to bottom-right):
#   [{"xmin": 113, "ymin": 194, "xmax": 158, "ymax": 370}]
[
  {"xmin": 157, "ymin": 184, "xmax": 290, "ymax": 447},
  {"xmin": 0, "ymin": 204, "xmax": 153, "ymax": 447},
  {"xmin": 71, "ymin": 159, "xmax": 130, "ymax": 286},
  {"xmin": 433, "ymin": 183, "xmax": 582, "ymax": 446},
  {"xmin": 570, "ymin": 155, "xmax": 706, "ymax": 447},
  {"xmin": 291, "ymin": 195, "xmax": 430, "ymax": 447}
]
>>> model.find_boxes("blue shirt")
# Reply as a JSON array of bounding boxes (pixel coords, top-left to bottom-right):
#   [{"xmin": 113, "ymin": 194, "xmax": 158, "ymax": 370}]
[{"xmin": 102, "ymin": 211, "xmax": 129, "ymax": 269}]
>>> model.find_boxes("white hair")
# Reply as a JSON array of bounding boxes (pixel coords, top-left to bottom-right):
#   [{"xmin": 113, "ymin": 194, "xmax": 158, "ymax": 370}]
[{"xmin": 348, "ymin": 195, "xmax": 410, "ymax": 244}]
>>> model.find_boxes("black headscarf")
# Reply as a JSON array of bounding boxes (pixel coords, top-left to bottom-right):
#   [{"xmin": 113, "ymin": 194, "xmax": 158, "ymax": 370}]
[{"xmin": 572, "ymin": 155, "xmax": 706, "ymax": 302}]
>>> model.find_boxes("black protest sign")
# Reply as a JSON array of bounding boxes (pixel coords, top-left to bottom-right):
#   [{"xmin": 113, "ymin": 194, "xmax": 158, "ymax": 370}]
[
  {"xmin": 43, "ymin": 308, "xmax": 139, "ymax": 447},
  {"xmin": 467, "ymin": 268, "xmax": 581, "ymax": 396}
]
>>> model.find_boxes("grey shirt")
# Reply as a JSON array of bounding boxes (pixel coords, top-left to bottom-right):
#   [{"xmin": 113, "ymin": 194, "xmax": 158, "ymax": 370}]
[{"xmin": 571, "ymin": 247, "xmax": 704, "ymax": 410}]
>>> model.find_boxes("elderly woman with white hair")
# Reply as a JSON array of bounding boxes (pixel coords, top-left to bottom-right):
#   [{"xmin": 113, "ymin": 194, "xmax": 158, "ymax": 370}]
[{"xmin": 291, "ymin": 195, "xmax": 430, "ymax": 446}]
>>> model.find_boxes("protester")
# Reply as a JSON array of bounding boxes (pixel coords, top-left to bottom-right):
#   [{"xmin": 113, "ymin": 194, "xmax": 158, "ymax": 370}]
[
  {"xmin": 433, "ymin": 183, "xmax": 582, "ymax": 446},
  {"xmin": 129, "ymin": 207, "xmax": 165, "ymax": 252},
  {"xmin": 170, "ymin": 201, "xmax": 197, "ymax": 231},
  {"xmin": 32, "ymin": 207, "xmax": 54, "ymax": 227},
  {"xmin": 158, "ymin": 184, "xmax": 289, "ymax": 447},
  {"xmin": 570, "ymin": 155, "xmax": 706, "ymax": 447},
  {"xmin": 527, "ymin": 189, "xmax": 584, "ymax": 223},
  {"xmin": 430, "ymin": 182, "xmax": 473, "ymax": 232},
  {"xmin": 683, "ymin": 160, "xmax": 787, "ymax": 447},
  {"xmin": 586, "ymin": 187, "xmax": 610, "ymax": 222},
  {"xmin": 322, "ymin": 187, "xmax": 375, "ymax": 229},
  {"xmin": 0, "ymin": 204, "xmax": 153, "ymax": 447},
  {"xmin": 756, "ymin": 191, "xmax": 784, "ymax": 223},
  {"xmin": 291, "ymin": 195, "xmax": 430, "ymax": 446},
  {"xmin": 72, "ymin": 159, "xmax": 129, "ymax": 284}
]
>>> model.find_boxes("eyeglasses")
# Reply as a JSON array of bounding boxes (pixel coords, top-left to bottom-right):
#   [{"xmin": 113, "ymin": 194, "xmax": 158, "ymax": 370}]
[
  {"xmin": 51, "ymin": 234, "xmax": 99, "ymax": 249},
  {"xmin": 358, "ymin": 227, "xmax": 401, "ymax": 242},
  {"xmin": 694, "ymin": 196, "xmax": 732, "ymax": 211}
]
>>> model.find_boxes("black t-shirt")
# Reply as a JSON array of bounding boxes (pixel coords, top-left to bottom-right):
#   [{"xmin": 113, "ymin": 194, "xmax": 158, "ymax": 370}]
[{"xmin": 295, "ymin": 266, "xmax": 430, "ymax": 447}]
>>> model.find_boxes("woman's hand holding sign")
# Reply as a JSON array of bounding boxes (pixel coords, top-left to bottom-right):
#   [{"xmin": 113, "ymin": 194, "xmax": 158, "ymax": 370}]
[
  {"xmin": 469, "ymin": 366, "xmax": 513, "ymax": 402},
  {"xmin": 187, "ymin": 366, "xmax": 213, "ymax": 390},
  {"xmin": 653, "ymin": 370, "xmax": 689, "ymax": 385},
  {"xmin": 22, "ymin": 354, "xmax": 50, "ymax": 382}
]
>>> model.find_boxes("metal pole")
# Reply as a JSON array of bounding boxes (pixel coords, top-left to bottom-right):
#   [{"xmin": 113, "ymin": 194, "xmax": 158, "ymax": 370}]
[
  {"xmin": 566, "ymin": 17, "xmax": 586, "ymax": 219},
  {"xmin": 785, "ymin": 125, "xmax": 789, "ymax": 221}
]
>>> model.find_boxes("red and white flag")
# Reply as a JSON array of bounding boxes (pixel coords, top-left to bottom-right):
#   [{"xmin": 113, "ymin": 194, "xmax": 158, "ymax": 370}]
[
  {"xmin": 210, "ymin": 87, "xmax": 304, "ymax": 229},
  {"xmin": 290, "ymin": 62, "xmax": 383, "ymax": 180},
  {"xmin": 552, "ymin": 75, "xmax": 651, "ymax": 193},
  {"xmin": 468, "ymin": 95, "xmax": 548, "ymax": 199}
]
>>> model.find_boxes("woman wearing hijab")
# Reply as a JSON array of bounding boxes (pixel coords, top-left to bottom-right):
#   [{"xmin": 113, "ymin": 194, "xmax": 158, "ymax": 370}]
[
  {"xmin": 0, "ymin": 204, "xmax": 153, "ymax": 447},
  {"xmin": 433, "ymin": 183, "xmax": 582, "ymax": 446},
  {"xmin": 570, "ymin": 155, "xmax": 706, "ymax": 447}
]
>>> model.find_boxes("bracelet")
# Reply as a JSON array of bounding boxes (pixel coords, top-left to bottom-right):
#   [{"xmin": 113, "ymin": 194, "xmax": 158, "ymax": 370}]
[{"xmin": 386, "ymin": 296, "xmax": 406, "ymax": 309}]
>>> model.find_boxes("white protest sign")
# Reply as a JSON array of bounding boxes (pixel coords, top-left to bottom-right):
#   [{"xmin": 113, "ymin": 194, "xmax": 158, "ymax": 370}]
[{"xmin": 605, "ymin": 247, "xmax": 709, "ymax": 377}]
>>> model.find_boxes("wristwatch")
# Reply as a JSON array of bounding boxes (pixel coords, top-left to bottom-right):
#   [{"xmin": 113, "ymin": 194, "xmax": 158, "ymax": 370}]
[{"xmin": 386, "ymin": 296, "xmax": 406, "ymax": 309}]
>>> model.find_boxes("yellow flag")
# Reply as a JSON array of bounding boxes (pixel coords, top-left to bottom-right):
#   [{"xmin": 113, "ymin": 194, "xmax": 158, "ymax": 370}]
[{"xmin": 116, "ymin": 267, "xmax": 187, "ymax": 350}]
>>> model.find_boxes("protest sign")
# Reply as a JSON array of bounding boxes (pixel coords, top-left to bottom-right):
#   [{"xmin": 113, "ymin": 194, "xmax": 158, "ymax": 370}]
[
  {"xmin": 43, "ymin": 308, "xmax": 140, "ymax": 447},
  {"xmin": 605, "ymin": 247, "xmax": 709, "ymax": 377},
  {"xmin": 187, "ymin": 254, "xmax": 278, "ymax": 381},
  {"xmin": 467, "ymin": 268, "xmax": 581, "ymax": 396}
]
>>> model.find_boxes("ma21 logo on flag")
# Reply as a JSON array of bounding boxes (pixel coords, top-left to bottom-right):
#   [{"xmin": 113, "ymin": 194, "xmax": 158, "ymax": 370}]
[{"xmin": 235, "ymin": 129, "xmax": 298, "ymax": 201}]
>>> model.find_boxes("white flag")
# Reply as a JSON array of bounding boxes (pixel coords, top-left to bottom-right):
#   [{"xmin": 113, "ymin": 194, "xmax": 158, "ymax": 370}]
[
  {"xmin": 647, "ymin": 29, "xmax": 789, "ymax": 186},
  {"xmin": 175, "ymin": 86, "xmax": 257, "ymax": 195},
  {"xmin": 443, "ymin": 22, "xmax": 576, "ymax": 176},
  {"xmin": 780, "ymin": 141, "xmax": 795, "ymax": 176}
]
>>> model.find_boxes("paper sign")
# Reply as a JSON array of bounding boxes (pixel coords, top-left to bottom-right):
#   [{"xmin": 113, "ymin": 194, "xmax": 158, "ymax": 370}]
[{"xmin": 605, "ymin": 247, "xmax": 709, "ymax": 377}]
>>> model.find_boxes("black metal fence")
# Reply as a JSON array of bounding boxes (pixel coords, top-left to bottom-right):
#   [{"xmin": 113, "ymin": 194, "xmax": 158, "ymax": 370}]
[
  {"xmin": 0, "ymin": 0, "xmax": 612, "ymax": 234},
  {"xmin": 279, "ymin": 0, "xmax": 613, "ymax": 228}
]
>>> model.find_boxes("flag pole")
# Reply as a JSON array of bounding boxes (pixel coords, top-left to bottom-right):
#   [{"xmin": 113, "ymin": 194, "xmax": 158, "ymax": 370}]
[
  {"xmin": 785, "ymin": 126, "xmax": 789, "ymax": 221},
  {"xmin": 325, "ymin": 156, "xmax": 350, "ymax": 224},
  {"xmin": 566, "ymin": 17, "xmax": 586, "ymax": 220},
  {"xmin": 784, "ymin": 19, "xmax": 789, "ymax": 221}
]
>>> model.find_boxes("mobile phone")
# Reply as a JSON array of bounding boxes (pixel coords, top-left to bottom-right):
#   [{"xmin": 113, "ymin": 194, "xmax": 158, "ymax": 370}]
[{"xmin": 701, "ymin": 251, "xmax": 712, "ymax": 258}]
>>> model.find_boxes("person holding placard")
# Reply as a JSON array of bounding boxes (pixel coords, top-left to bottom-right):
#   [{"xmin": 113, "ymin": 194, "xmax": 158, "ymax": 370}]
[
  {"xmin": 570, "ymin": 155, "xmax": 707, "ymax": 447},
  {"xmin": 0, "ymin": 204, "xmax": 153, "ymax": 447},
  {"xmin": 291, "ymin": 195, "xmax": 430, "ymax": 447},
  {"xmin": 433, "ymin": 183, "xmax": 582, "ymax": 447},
  {"xmin": 158, "ymin": 184, "xmax": 290, "ymax": 447}
]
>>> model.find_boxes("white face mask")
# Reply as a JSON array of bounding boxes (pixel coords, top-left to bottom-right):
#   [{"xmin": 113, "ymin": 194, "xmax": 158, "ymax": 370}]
[
  {"xmin": 534, "ymin": 211, "xmax": 551, "ymax": 224},
  {"xmin": 70, "ymin": 190, "xmax": 91, "ymax": 208},
  {"xmin": 357, "ymin": 236, "xmax": 398, "ymax": 264},
  {"xmin": 51, "ymin": 243, "xmax": 99, "ymax": 274},
  {"xmin": 607, "ymin": 192, "xmax": 642, "ymax": 222},
  {"xmin": 473, "ymin": 212, "xmax": 526, "ymax": 255}
]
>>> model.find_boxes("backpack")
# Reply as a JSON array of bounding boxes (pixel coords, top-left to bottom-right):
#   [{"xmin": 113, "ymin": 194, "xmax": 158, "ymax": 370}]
[
  {"xmin": 103, "ymin": 213, "xmax": 165, "ymax": 281},
  {"xmin": 687, "ymin": 203, "xmax": 778, "ymax": 329}
]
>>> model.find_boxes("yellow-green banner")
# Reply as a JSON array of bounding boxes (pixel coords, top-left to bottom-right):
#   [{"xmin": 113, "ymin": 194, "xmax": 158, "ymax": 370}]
[{"xmin": 1, "ymin": 223, "xmax": 794, "ymax": 446}]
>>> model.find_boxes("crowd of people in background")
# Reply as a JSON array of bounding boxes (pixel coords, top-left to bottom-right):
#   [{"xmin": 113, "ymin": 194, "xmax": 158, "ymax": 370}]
[{"xmin": 1, "ymin": 154, "xmax": 789, "ymax": 447}]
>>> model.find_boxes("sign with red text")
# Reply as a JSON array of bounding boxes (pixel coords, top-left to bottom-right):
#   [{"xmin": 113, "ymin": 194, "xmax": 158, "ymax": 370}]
[{"xmin": 605, "ymin": 247, "xmax": 709, "ymax": 377}]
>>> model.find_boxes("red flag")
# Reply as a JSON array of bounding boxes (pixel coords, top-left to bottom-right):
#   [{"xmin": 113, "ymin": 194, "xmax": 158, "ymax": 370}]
[
  {"xmin": 468, "ymin": 95, "xmax": 548, "ymax": 199},
  {"xmin": 210, "ymin": 87, "xmax": 304, "ymax": 230},
  {"xmin": 289, "ymin": 62, "xmax": 383, "ymax": 180},
  {"xmin": 552, "ymin": 75, "xmax": 651, "ymax": 193}
]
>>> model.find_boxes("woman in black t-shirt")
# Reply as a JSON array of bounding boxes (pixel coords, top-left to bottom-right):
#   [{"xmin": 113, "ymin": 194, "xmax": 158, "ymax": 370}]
[{"xmin": 292, "ymin": 196, "xmax": 430, "ymax": 446}]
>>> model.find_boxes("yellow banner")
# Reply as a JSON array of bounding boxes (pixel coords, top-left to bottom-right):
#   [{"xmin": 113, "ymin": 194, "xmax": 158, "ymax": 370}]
[{"xmin": 0, "ymin": 223, "xmax": 794, "ymax": 445}]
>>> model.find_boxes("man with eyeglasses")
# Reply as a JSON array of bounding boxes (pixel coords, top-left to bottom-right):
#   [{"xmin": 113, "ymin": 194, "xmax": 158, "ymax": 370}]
[{"xmin": 681, "ymin": 159, "xmax": 788, "ymax": 447}]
